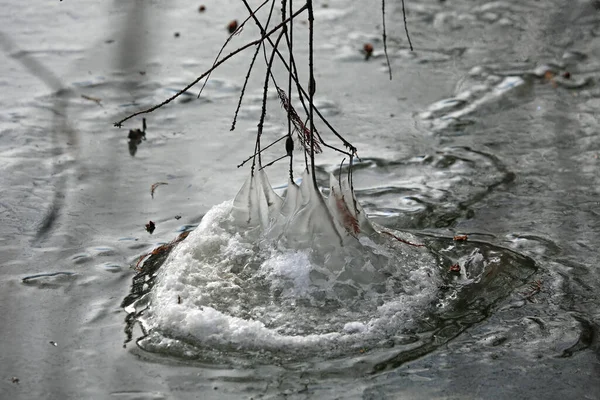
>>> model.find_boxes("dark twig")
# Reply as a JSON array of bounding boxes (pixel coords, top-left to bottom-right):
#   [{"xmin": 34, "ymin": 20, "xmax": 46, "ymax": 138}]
[
  {"xmin": 285, "ymin": 0, "xmax": 294, "ymax": 181},
  {"xmin": 231, "ymin": 0, "xmax": 277, "ymax": 132},
  {"xmin": 259, "ymin": 154, "xmax": 287, "ymax": 170},
  {"xmin": 286, "ymin": 134, "xmax": 294, "ymax": 180},
  {"xmin": 382, "ymin": 0, "xmax": 392, "ymax": 80},
  {"xmin": 308, "ymin": 0, "xmax": 317, "ymax": 187},
  {"xmin": 401, "ymin": 0, "xmax": 414, "ymax": 51},
  {"xmin": 237, "ymin": 135, "xmax": 287, "ymax": 168},
  {"xmin": 231, "ymin": 43, "xmax": 263, "ymax": 131},
  {"xmin": 240, "ymin": 0, "xmax": 350, "ymax": 171}
]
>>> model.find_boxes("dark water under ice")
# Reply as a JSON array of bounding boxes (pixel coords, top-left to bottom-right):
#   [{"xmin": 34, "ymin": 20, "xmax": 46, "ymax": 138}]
[{"xmin": 1, "ymin": 0, "xmax": 599, "ymax": 399}]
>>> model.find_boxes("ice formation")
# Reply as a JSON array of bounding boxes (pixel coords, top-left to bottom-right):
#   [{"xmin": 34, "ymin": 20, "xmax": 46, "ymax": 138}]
[
  {"xmin": 133, "ymin": 169, "xmax": 443, "ymax": 361},
  {"xmin": 232, "ymin": 169, "xmax": 375, "ymax": 248}
]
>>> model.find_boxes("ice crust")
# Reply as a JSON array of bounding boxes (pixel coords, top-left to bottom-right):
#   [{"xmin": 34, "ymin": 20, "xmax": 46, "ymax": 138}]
[{"xmin": 139, "ymin": 170, "xmax": 442, "ymax": 359}]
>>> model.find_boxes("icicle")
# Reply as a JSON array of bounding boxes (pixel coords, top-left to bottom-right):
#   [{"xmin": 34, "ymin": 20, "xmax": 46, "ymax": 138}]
[
  {"xmin": 232, "ymin": 174, "xmax": 258, "ymax": 227},
  {"xmin": 232, "ymin": 172, "xmax": 280, "ymax": 230},
  {"xmin": 234, "ymin": 168, "xmax": 376, "ymax": 249},
  {"xmin": 266, "ymin": 178, "xmax": 302, "ymax": 240},
  {"xmin": 284, "ymin": 171, "xmax": 344, "ymax": 249},
  {"xmin": 256, "ymin": 169, "xmax": 283, "ymax": 217},
  {"xmin": 280, "ymin": 179, "xmax": 300, "ymax": 217},
  {"xmin": 298, "ymin": 170, "xmax": 312, "ymax": 207}
]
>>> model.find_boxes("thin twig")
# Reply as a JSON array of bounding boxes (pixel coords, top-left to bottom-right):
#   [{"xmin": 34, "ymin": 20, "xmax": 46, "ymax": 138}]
[
  {"xmin": 252, "ymin": 27, "xmax": 287, "ymax": 173},
  {"xmin": 308, "ymin": 0, "xmax": 317, "ymax": 187},
  {"xmin": 401, "ymin": 0, "xmax": 414, "ymax": 51},
  {"xmin": 237, "ymin": 135, "xmax": 287, "ymax": 168},
  {"xmin": 259, "ymin": 154, "xmax": 287, "ymax": 170},
  {"xmin": 230, "ymin": 43, "xmax": 263, "ymax": 131},
  {"xmin": 285, "ymin": 0, "xmax": 294, "ymax": 181},
  {"xmin": 382, "ymin": 0, "xmax": 392, "ymax": 80}
]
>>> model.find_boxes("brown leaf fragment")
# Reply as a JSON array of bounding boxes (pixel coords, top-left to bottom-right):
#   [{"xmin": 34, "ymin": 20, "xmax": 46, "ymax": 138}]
[
  {"xmin": 81, "ymin": 94, "xmax": 102, "ymax": 106},
  {"xmin": 522, "ymin": 280, "xmax": 542, "ymax": 301},
  {"xmin": 145, "ymin": 221, "xmax": 155, "ymax": 234},
  {"xmin": 134, "ymin": 254, "xmax": 148, "ymax": 271},
  {"xmin": 332, "ymin": 187, "xmax": 360, "ymax": 235},
  {"xmin": 276, "ymin": 88, "xmax": 323, "ymax": 154},
  {"xmin": 453, "ymin": 235, "xmax": 468, "ymax": 241},
  {"xmin": 150, "ymin": 182, "xmax": 168, "ymax": 199},
  {"xmin": 382, "ymin": 231, "xmax": 425, "ymax": 247},
  {"xmin": 363, "ymin": 43, "xmax": 374, "ymax": 60}
]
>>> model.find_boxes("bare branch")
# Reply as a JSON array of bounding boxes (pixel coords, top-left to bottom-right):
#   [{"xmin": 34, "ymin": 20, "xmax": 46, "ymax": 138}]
[
  {"xmin": 401, "ymin": 0, "xmax": 414, "ymax": 51},
  {"xmin": 114, "ymin": 3, "xmax": 308, "ymax": 127},
  {"xmin": 382, "ymin": 0, "xmax": 392, "ymax": 80}
]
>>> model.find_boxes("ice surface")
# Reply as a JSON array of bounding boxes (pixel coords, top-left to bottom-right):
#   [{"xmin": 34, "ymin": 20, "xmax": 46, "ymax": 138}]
[{"xmin": 135, "ymin": 170, "xmax": 443, "ymax": 360}]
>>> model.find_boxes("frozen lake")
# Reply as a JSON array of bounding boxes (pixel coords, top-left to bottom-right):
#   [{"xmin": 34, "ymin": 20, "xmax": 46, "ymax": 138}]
[{"xmin": 1, "ymin": 1, "xmax": 599, "ymax": 399}]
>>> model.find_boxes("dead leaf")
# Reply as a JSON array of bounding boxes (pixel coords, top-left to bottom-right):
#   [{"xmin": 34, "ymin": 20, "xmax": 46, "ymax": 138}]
[{"xmin": 151, "ymin": 182, "xmax": 168, "ymax": 199}]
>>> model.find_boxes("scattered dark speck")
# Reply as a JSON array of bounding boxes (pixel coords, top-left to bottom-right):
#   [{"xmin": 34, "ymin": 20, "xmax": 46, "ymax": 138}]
[
  {"xmin": 227, "ymin": 20, "xmax": 238, "ymax": 34},
  {"xmin": 363, "ymin": 43, "xmax": 374, "ymax": 60},
  {"xmin": 145, "ymin": 221, "xmax": 156, "ymax": 234},
  {"xmin": 174, "ymin": 32, "xmax": 180, "ymax": 38}
]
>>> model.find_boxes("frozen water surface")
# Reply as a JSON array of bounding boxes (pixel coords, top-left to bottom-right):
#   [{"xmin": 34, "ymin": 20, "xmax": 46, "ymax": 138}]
[{"xmin": 1, "ymin": 0, "xmax": 600, "ymax": 399}]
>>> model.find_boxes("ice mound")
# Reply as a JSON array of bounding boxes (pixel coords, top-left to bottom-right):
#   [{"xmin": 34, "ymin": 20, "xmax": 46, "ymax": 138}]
[{"xmin": 134, "ymin": 170, "xmax": 443, "ymax": 361}]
